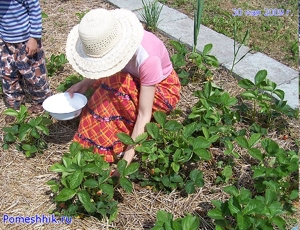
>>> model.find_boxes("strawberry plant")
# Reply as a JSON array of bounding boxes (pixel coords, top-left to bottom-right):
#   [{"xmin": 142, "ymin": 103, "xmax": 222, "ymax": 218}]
[
  {"xmin": 237, "ymin": 69, "xmax": 297, "ymax": 127},
  {"xmin": 208, "ymin": 185, "xmax": 290, "ymax": 230},
  {"xmin": 47, "ymin": 142, "xmax": 139, "ymax": 221},
  {"xmin": 2, "ymin": 105, "xmax": 52, "ymax": 157},
  {"xmin": 46, "ymin": 53, "xmax": 68, "ymax": 77},
  {"xmin": 117, "ymin": 111, "xmax": 206, "ymax": 194},
  {"xmin": 151, "ymin": 210, "xmax": 200, "ymax": 230},
  {"xmin": 57, "ymin": 74, "xmax": 94, "ymax": 99}
]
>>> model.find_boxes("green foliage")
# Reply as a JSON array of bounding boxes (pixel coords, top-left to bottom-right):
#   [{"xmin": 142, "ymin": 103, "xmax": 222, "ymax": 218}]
[
  {"xmin": 237, "ymin": 69, "xmax": 297, "ymax": 127},
  {"xmin": 140, "ymin": 0, "xmax": 163, "ymax": 32},
  {"xmin": 151, "ymin": 210, "xmax": 200, "ymax": 230},
  {"xmin": 56, "ymin": 74, "xmax": 94, "ymax": 99},
  {"xmin": 230, "ymin": 20, "xmax": 252, "ymax": 73},
  {"xmin": 47, "ymin": 142, "xmax": 138, "ymax": 221},
  {"xmin": 2, "ymin": 105, "xmax": 52, "ymax": 157},
  {"xmin": 117, "ymin": 111, "xmax": 206, "ymax": 194},
  {"xmin": 46, "ymin": 53, "xmax": 68, "ymax": 77},
  {"xmin": 169, "ymin": 40, "xmax": 219, "ymax": 85},
  {"xmin": 208, "ymin": 185, "xmax": 289, "ymax": 230}
]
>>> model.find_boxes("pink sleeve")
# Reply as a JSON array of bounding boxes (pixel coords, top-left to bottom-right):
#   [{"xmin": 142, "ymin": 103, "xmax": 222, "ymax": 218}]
[{"xmin": 139, "ymin": 56, "xmax": 163, "ymax": 86}]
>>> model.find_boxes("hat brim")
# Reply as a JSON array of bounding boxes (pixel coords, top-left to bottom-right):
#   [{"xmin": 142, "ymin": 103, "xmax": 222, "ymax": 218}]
[{"xmin": 66, "ymin": 9, "xmax": 144, "ymax": 79}]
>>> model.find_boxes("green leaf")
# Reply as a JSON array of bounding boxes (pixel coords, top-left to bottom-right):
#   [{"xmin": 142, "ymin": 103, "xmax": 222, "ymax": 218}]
[
  {"xmin": 153, "ymin": 111, "xmax": 167, "ymax": 127},
  {"xmin": 238, "ymin": 79, "xmax": 255, "ymax": 89},
  {"xmin": 134, "ymin": 132, "xmax": 148, "ymax": 144},
  {"xmin": 248, "ymin": 133, "xmax": 261, "ymax": 147},
  {"xmin": 223, "ymin": 185, "xmax": 239, "ymax": 197},
  {"xmin": 69, "ymin": 142, "xmax": 82, "ymax": 155},
  {"xmin": 36, "ymin": 125, "xmax": 49, "ymax": 135},
  {"xmin": 146, "ymin": 122, "xmax": 160, "ymax": 139},
  {"xmin": 156, "ymin": 210, "xmax": 173, "ymax": 222},
  {"xmin": 273, "ymin": 89, "xmax": 285, "ymax": 100},
  {"xmin": 241, "ymin": 91, "xmax": 257, "ymax": 99},
  {"xmin": 30, "ymin": 128, "xmax": 40, "ymax": 139},
  {"xmin": 124, "ymin": 162, "xmax": 140, "ymax": 176},
  {"xmin": 119, "ymin": 177, "xmax": 132, "ymax": 193},
  {"xmin": 289, "ymin": 190, "xmax": 299, "ymax": 200},
  {"xmin": 235, "ymin": 136, "xmax": 249, "ymax": 149},
  {"xmin": 82, "ymin": 163, "xmax": 102, "ymax": 174},
  {"xmin": 207, "ymin": 209, "xmax": 224, "ymax": 220},
  {"xmin": 117, "ymin": 159, "xmax": 127, "ymax": 177},
  {"xmin": 203, "ymin": 43, "xmax": 213, "ymax": 55},
  {"xmin": 192, "ymin": 136, "xmax": 211, "ymax": 149},
  {"xmin": 265, "ymin": 188, "xmax": 277, "ymax": 205},
  {"xmin": 49, "ymin": 163, "xmax": 66, "ymax": 173},
  {"xmin": 84, "ymin": 179, "xmax": 99, "ymax": 188},
  {"xmin": 3, "ymin": 125, "xmax": 19, "ymax": 134},
  {"xmin": 222, "ymin": 165, "xmax": 232, "ymax": 182},
  {"xmin": 77, "ymin": 190, "xmax": 96, "ymax": 213},
  {"xmin": 182, "ymin": 214, "xmax": 200, "ymax": 230},
  {"xmin": 4, "ymin": 133, "xmax": 16, "ymax": 143},
  {"xmin": 18, "ymin": 124, "xmax": 32, "ymax": 141},
  {"xmin": 99, "ymin": 183, "xmax": 114, "ymax": 198},
  {"xmin": 68, "ymin": 170, "xmax": 84, "ymax": 189},
  {"xmin": 271, "ymin": 216, "xmax": 286, "ymax": 230},
  {"xmin": 182, "ymin": 122, "xmax": 197, "ymax": 139},
  {"xmin": 171, "ymin": 162, "xmax": 180, "ymax": 173},
  {"xmin": 164, "ymin": 120, "xmax": 182, "ymax": 131},
  {"xmin": 55, "ymin": 188, "xmax": 76, "ymax": 201},
  {"xmin": 194, "ymin": 148, "xmax": 211, "ymax": 160},
  {"xmin": 116, "ymin": 132, "xmax": 134, "ymax": 145},
  {"xmin": 3, "ymin": 108, "xmax": 19, "ymax": 117},
  {"xmin": 254, "ymin": 70, "xmax": 267, "ymax": 85},
  {"xmin": 185, "ymin": 180, "xmax": 196, "ymax": 194},
  {"xmin": 248, "ymin": 148, "xmax": 263, "ymax": 161},
  {"xmin": 228, "ymin": 197, "xmax": 241, "ymax": 214}
]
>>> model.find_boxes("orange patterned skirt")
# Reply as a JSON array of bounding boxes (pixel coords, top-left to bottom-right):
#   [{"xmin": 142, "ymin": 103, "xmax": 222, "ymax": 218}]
[{"xmin": 73, "ymin": 70, "xmax": 181, "ymax": 162}]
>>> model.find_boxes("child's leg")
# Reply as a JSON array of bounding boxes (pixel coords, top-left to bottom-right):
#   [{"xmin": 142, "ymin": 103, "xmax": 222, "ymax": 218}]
[
  {"xmin": 17, "ymin": 40, "xmax": 51, "ymax": 105},
  {"xmin": 0, "ymin": 40, "xmax": 25, "ymax": 109}
]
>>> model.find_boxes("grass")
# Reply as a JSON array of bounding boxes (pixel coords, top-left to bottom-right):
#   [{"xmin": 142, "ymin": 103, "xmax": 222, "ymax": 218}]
[{"xmin": 158, "ymin": 0, "xmax": 298, "ymax": 69}]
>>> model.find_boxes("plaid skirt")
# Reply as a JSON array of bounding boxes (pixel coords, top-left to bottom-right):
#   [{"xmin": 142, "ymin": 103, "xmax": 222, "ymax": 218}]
[{"xmin": 73, "ymin": 70, "xmax": 181, "ymax": 162}]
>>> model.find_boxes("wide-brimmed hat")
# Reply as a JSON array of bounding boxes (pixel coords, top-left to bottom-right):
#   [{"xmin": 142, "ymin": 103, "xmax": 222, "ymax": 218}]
[{"xmin": 66, "ymin": 8, "xmax": 144, "ymax": 79}]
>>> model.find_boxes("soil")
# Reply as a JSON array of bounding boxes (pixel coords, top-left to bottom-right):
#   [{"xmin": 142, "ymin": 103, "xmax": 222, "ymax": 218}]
[{"xmin": 0, "ymin": 0, "xmax": 298, "ymax": 229}]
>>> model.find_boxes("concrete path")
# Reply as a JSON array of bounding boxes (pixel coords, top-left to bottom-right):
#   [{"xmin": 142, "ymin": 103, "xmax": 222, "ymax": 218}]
[{"xmin": 108, "ymin": 0, "xmax": 299, "ymax": 109}]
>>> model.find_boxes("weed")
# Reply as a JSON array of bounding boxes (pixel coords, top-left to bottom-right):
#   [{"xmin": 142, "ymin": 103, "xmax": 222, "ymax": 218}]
[{"xmin": 140, "ymin": 0, "xmax": 163, "ymax": 32}]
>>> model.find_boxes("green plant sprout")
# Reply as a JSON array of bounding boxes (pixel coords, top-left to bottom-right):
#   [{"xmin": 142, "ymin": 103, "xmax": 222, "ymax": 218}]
[
  {"xmin": 140, "ymin": 0, "xmax": 163, "ymax": 32},
  {"xmin": 46, "ymin": 53, "xmax": 68, "ymax": 77},
  {"xmin": 230, "ymin": 20, "xmax": 252, "ymax": 74},
  {"xmin": 2, "ymin": 105, "xmax": 52, "ymax": 157}
]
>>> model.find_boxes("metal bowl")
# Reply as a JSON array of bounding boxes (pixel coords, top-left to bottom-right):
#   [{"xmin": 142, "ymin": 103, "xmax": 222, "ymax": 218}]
[{"xmin": 42, "ymin": 92, "xmax": 87, "ymax": 120}]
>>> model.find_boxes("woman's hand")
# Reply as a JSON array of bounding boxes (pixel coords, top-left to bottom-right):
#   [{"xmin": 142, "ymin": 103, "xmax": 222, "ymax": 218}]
[
  {"xmin": 26, "ymin": 38, "xmax": 38, "ymax": 56},
  {"xmin": 66, "ymin": 78, "xmax": 96, "ymax": 98}
]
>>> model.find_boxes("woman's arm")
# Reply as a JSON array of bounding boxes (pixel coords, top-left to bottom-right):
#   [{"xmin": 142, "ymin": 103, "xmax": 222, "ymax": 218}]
[{"xmin": 122, "ymin": 84, "xmax": 156, "ymax": 165}]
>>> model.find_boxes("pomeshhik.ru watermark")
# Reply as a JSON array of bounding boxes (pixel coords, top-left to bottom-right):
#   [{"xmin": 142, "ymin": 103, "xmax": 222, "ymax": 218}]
[{"xmin": 2, "ymin": 214, "xmax": 72, "ymax": 225}]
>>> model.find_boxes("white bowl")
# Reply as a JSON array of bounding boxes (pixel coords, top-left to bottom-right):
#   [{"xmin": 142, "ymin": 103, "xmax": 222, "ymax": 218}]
[{"xmin": 42, "ymin": 92, "xmax": 87, "ymax": 120}]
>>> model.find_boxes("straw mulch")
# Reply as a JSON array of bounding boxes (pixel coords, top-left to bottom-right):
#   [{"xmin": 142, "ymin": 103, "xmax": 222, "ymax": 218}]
[{"xmin": 0, "ymin": 0, "xmax": 299, "ymax": 229}]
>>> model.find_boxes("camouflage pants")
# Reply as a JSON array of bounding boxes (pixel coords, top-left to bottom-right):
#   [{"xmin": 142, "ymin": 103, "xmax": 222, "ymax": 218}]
[{"xmin": 0, "ymin": 38, "xmax": 52, "ymax": 109}]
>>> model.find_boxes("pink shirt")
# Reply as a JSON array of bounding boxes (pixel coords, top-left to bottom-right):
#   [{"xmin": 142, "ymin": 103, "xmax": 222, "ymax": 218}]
[{"xmin": 122, "ymin": 30, "xmax": 173, "ymax": 86}]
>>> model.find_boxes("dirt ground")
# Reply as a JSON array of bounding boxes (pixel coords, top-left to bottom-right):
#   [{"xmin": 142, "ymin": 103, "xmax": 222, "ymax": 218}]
[{"xmin": 0, "ymin": 0, "xmax": 299, "ymax": 229}]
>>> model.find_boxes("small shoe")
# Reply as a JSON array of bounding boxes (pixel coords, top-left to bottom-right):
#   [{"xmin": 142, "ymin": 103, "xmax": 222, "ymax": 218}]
[
  {"xmin": 5, "ymin": 115, "xmax": 16, "ymax": 124},
  {"xmin": 28, "ymin": 104, "xmax": 44, "ymax": 114}
]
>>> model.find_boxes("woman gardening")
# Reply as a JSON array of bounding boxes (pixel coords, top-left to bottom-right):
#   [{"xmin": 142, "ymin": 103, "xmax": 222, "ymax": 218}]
[{"xmin": 66, "ymin": 8, "xmax": 181, "ymax": 177}]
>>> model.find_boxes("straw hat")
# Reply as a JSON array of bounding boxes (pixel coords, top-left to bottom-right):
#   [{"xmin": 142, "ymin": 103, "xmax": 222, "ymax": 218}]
[{"xmin": 66, "ymin": 8, "xmax": 144, "ymax": 79}]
